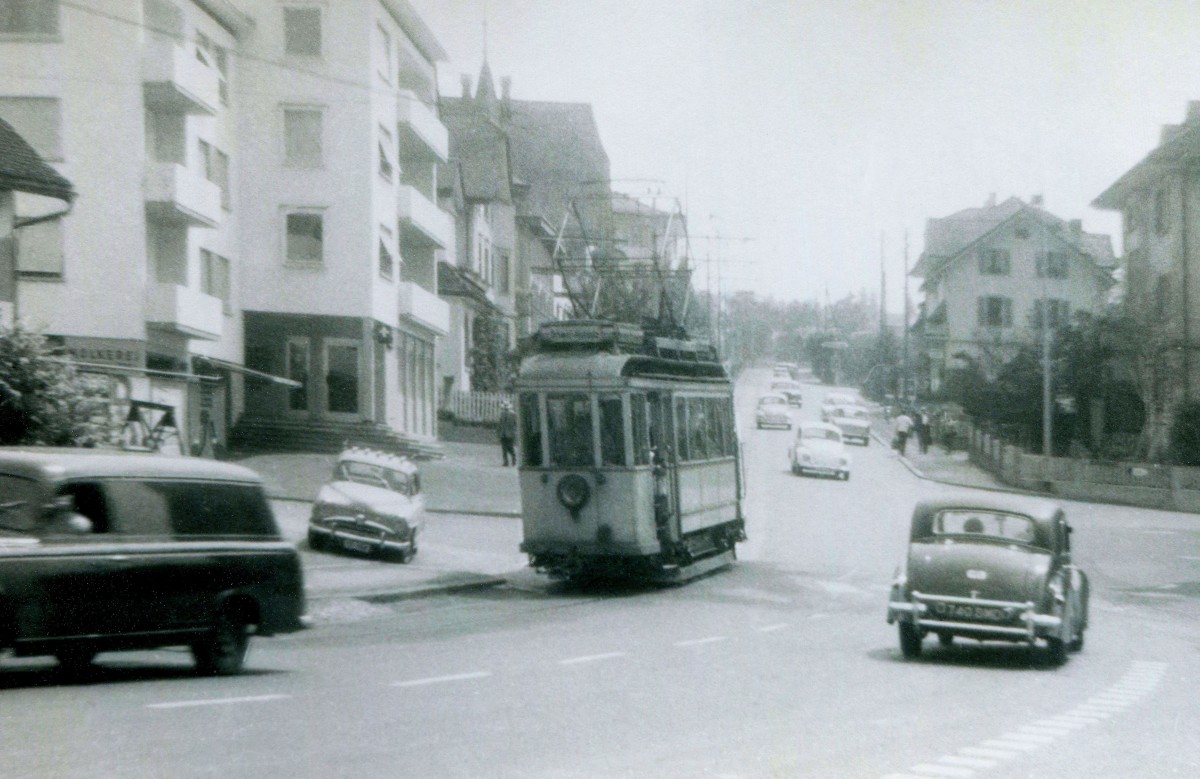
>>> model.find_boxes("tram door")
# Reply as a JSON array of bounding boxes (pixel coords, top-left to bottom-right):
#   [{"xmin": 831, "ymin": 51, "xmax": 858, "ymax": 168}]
[{"xmin": 647, "ymin": 392, "xmax": 681, "ymax": 545}]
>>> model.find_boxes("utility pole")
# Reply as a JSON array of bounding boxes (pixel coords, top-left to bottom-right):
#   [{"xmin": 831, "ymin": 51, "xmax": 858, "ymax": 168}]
[
  {"xmin": 902, "ymin": 231, "xmax": 910, "ymax": 403},
  {"xmin": 1041, "ymin": 210, "xmax": 1053, "ymax": 457}
]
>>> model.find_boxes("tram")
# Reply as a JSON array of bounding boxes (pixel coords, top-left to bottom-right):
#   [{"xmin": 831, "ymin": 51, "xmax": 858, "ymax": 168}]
[{"xmin": 515, "ymin": 319, "xmax": 746, "ymax": 581}]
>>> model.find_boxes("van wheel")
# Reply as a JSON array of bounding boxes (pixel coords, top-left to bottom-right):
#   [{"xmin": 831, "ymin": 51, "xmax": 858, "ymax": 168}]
[{"xmin": 193, "ymin": 608, "xmax": 252, "ymax": 676}]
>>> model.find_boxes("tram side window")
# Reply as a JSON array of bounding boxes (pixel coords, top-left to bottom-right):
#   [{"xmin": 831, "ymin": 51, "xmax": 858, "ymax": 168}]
[
  {"xmin": 705, "ymin": 397, "xmax": 725, "ymax": 457},
  {"xmin": 519, "ymin": 393, "xmax": 542, "ymax": 466},
  {"xmin": 599, "ymin": 395, "xmax": 625, "ymax": 466},
  {"xmin": 673, "ymin": 397, "xmax": 690, "ymax": 461},
  {"xmin": 716, "ymin": 398, "xmax": 735, "ymax": 456},
  {"xmin": 547, "ymin": 393, "xmax": 595, "ymax": 467},
  {"xmin": 688, "ymin": 397, "xmax": 709, "ymax": 460},
  {"xmin": 630, "ymin": 393, "xmax": 650, "ymax": 465}
]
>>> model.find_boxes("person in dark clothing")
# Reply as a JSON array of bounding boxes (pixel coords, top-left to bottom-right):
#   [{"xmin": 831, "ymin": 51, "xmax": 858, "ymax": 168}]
[
  {"xmin": 498, "ymin": 401, "xmax": 517, "ymax": 466},
  {"xmin": 916, "ymin": 409, "xmax": 932, "ymax": 455}
]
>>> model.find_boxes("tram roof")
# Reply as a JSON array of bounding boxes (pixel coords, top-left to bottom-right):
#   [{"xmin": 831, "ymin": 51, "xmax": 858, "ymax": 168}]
[{"xmin": 517, "ymin": 352, "xmax": 729, "ymax": 384}]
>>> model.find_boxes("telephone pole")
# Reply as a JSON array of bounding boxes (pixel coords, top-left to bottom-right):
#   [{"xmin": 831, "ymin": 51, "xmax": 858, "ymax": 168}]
[{"xmin": 902, "ymin": 231, "xmax": 910, "ymax": 403}]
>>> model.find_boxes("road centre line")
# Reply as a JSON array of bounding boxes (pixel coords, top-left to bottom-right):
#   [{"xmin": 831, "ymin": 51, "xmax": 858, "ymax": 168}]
[
  {"xmin": 981, "ymin": 739, "xmax": 1040, "ymax": 751},
  {"xmin": 906, "ymin": 762, "xmax": 974, "ymax": 777},
  {"xmin": 674, "ymin": 636, "xmax": 728, "ymax": 647},
  {"xmin": 558, "ymin": 652, "xmax": 628, "ymax": 666},
  {"xmin": 938, "ymin": 755, "xmax": 997, "ymax": 768},
  {"xmin": 147, "ymin": 694, "xmax": 290, "ymax": 710},
  {"xmin": 755, "ymin": 622, "xmax": 790, "ymax": 632},
  {"xmin": 957, "ymin": 747, "xmax": 1014, "ymax": 760},
  {"xmin": 392, "ymin": 671, "xmax": 492, "ymax": 688}
]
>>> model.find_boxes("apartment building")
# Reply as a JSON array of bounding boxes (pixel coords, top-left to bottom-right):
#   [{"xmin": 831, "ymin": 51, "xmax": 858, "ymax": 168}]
[
  {"xmin": 234, "ymin": 0, "xmax": 451, "ymax": 448},
  {"xmin": 0, "ymin": 0, "xmax": 452, "ymax": 453},
  {"xmin": 911, "ymin": 195, "xmax": 1115, "ymax": 393}
]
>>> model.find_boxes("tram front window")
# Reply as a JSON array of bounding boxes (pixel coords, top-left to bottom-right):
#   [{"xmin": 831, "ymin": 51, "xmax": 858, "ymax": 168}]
[
  {"xmin": 520, "ymin": 393, "xmax": 542, "ymax": 466},
  {"xmin": 599, "ymin": 395, "xmax": 625, "ymax": 466},
  {"xmin": 547, "ymin": 393, "xmax": 595, "ymax": 467}
]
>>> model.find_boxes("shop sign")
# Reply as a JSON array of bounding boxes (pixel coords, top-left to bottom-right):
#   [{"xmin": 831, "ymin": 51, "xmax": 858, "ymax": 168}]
[{"xmin": 62, "ymin": 336, "xmax": 145, "ymax": 368}]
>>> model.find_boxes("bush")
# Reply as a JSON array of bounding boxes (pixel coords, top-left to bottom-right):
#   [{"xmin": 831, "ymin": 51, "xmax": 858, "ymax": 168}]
[
  {"xmin": 0, "ymin": 324, "xmax": 111, "ymax": 446},
  {"xmin": 1168, "ymin": 400, "xmax": 1200, "ymax": 466}
]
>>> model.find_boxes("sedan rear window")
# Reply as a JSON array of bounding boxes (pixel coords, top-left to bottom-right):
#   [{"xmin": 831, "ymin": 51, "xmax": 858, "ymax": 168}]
[{"xmin": 936, "ymin": 509, "xmax": 1035, "ymax": 543}]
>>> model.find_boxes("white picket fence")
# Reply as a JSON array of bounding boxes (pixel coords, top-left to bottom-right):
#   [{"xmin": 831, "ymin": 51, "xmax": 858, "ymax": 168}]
[{"xmin": 442, "ymin": 390, "xmax": 514, "ymax": 424}]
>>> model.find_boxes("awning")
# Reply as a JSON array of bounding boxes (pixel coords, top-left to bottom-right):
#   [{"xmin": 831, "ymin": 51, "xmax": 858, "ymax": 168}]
[
  {"xmin": 50, "ymin": 358, "xmax": 214, "ymax": 383},
  {"xmin": 193, "ymin": 356, "xmax": 302, "ymax": 388}
]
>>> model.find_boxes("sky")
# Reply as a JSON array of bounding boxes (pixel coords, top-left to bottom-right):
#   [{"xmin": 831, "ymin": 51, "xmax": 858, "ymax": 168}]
[{"xmin": 408, "ymin": 0, "xmax": 1200, "ymax": 314}]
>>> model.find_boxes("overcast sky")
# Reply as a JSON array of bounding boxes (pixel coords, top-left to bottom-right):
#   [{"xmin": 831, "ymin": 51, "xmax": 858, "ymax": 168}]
[{"xmin": 409, "ymin": 0, "xmax": 1200, "ymax": 313}]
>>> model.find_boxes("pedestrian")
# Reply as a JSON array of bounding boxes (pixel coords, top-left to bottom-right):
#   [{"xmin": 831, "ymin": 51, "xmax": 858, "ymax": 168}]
[
  {"xmin": 916, "ymin": 408, "xmax": 932, "ymax": 455},
  {"xmin": 894, "ymin": 410, "xmax": 914, "ymax": 455},
  {"xmin": 498, "ymin": 400, "xmax": 517, "ymax": 466}
]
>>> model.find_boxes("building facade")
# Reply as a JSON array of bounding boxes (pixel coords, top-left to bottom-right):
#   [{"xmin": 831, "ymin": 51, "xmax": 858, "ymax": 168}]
[
  {"xmin": 911, "ymin": 196, "xmax": 1115, "ymax": 394},
  {"xmin": 0, "ymin": 0, "xmax": 452, "ymax": 453}
]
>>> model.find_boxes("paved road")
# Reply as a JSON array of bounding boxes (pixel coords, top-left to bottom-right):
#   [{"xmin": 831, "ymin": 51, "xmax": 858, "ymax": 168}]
[{"xmin": 2, "ymin": 369, "xmax": 1197, "ymax": 778}]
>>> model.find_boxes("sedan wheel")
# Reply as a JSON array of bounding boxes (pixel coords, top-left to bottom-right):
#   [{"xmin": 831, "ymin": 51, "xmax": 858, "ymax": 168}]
[
  {"xmin": 1045, "ymin": 637, "xmax": 1068, "ymax": 667},
  {"xmin": 899, "ymin": 622, "xmax": 922, "ymax": 658},
  {"xmin": 193, "ymin": 608, "xmax": 252, "ymax": 676},
  {"xmin": 937, "ymin": 632, "xmax": 953, "ymax": 648}
]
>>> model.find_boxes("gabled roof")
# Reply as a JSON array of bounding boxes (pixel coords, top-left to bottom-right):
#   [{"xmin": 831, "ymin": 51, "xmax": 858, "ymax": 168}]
[
  {"xmin": 1094, "ymin": 115, "xmax": 1200, "ymax": 209},
  {"xmin": 913, "ymin": 196, "xmax": 1116, "ymax": 279},
  {"xmin": 0, "ymin": 118, "xmax": 74, "ymax": 202},
  {"xmin": 439, "ymin": 101, "xmax": 512, "ymax": 203}
]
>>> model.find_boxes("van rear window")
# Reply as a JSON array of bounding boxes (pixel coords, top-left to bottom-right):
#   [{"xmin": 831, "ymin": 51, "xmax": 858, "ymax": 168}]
[{"xmin": 102, "ymin": 480, "xmax": 279, "ymax": 537}]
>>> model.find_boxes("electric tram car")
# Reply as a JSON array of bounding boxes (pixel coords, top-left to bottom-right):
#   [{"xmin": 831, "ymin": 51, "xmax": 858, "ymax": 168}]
[{"xmin": 514, "ymin": 319, "xmax": 746, "ymax": 581}]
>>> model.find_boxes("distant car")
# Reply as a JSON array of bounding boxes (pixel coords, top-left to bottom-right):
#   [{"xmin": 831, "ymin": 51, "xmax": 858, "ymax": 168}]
[
  {"xmin": 789, "ymin": 422, "xmax": 851, "ymax": 480},
  {"xmin": 829, "ymin": 404, "xmax": 871, "ymax": 445},
  {"xmin": 772, "ymin": 363, "xmax": 793, "ymax": 379},
  {"xmin": 820, "ymin": 392, "xmax": 859, "ymax": 421},
  {"xmin": 770, "ymin": 379, "xmax": 804, "ymax": 406},
  {"xmin": 887, "ymin": 494, "xmax": 1089, "ymax": 666},
  {"xmin": 0, "ymin": 448, "xmax": 307, "ymax": 675},
  {"xmin": 755, "ymin": 393, "xmax": 792, "ymax": 429},
  {"xmin": 308, "ymin": 447, "xmax": 425, "ymax": 562}
]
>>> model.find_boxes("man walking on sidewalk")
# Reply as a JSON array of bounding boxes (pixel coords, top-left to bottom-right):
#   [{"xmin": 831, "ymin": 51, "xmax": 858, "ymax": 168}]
[
  {"xmin": 498, "ymin": 401, "xmax": 517, "ymax": 466},
  {"xmin": 894, "ymin": 410, "xmax": 914, "ymax": 455}
]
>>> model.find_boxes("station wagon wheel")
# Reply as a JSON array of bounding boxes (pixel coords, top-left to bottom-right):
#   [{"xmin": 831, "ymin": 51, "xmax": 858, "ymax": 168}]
[
  {"xmin": 192, "ymin": 607, "xmax": 252, "ymax": 676},
  {"xmin": 898, "ymin": 622, "xmax": 922, "ymax": 658}
]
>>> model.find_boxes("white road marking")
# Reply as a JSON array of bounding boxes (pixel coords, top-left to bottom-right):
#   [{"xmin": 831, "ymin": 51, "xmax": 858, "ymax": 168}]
[
  {"xmin": 392, "ymin": 671, "xmax": 492, "ymax": 688},
  {"xmin": 558, "ymin": 652, "xmax": 628, "ymax": 666},
  {"xmin": 755, "ymin": 622, "xmax": 790, "ymax": 632},
  {"xmin": 998, "ymin": 731, "xmax": 1056, "ymax": 744},
  {"xmin": 1180, "ymin": 555, "xmax": 1200, "ymax": 561},
  {"xmin": 674, "ymin": 636, "xmax": 728, "ymax": 647},
  {"xmin": 907, "ymin": 763, "xmax": 974, "ymax": 777},
  {"xmin": 1139, "ymin": 529, "xmax": 1176, "ymax": 535},
  {"xmin": 939, "ymin": 755, "xmax": 997, "ymax": 768},
  {"xmin": 147, "ymin": 694, "xmax": 290, "ymax": 710},
  {"xmin": 1017, "ymin": 724, "xmax": 1073, "ymax": 737},
  {"xmin": 957, "ymin": 747, "xmax": 1013, "ymax": 759},
  {"xmin": 981, "ymin": 739, "xmax": 1040, "ymax": 752},
  {"xmin": 1036, "ymin": 717, "xmax": 1090, "ymax": 729}
]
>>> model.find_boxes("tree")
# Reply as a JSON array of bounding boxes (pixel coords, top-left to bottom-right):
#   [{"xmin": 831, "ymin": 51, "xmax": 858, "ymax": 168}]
[
  {"xmin": 0, "ymin": 324, "xmax": 111, "ymax": 446},
  {"xmin": 469, "ymin": 308, "xmax": 516, "ymax": 393}
]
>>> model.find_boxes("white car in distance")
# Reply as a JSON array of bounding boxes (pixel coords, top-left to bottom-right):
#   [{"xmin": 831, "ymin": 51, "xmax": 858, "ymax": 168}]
[{"xmin": 790, "ymin": 422, "xmax": 852, "ymax": 480}]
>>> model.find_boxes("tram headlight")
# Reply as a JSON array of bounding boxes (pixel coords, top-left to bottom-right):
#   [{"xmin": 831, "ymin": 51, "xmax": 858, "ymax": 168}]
[{"xmin": 556, "ymin": 474, "xmax": 591, "ymax": 516}]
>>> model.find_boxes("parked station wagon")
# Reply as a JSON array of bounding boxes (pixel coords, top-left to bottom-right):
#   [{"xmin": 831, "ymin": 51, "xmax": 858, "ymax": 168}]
[
  {"xmin": 0, "ymin": 448, "xmax": 307, "ymax": 675},
  {"xmin": 308, "ymin": 448, "xmax": 425, "ymax": 562},
  {"xmin": 887, "ymin": 494, "xmax": 1088, "ymax": 665}
]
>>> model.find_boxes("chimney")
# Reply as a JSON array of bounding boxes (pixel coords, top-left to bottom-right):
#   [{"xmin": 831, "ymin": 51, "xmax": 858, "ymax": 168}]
[
  {"xmin": 460, "ymin": 74, "xmax": 472, "ymax": 99},
  {"xmin": 1187, "ymin": 100, "xmax": 1200, "ymax": 124},
  {"xmin": 1162, "ymin": 123, "xmax": 1185, "ymax": 144}
]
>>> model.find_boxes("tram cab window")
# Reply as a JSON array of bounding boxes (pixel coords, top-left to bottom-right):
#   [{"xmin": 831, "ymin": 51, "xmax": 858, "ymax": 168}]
[
  {"xmin": 519, "ymin": 393, "xmax": 542, "ymax": 466},
  {"xmin": 547, "ymin": 393, "xmax": 595, "ymax": 467},
  {"xmin": 688, "ymin": 397, "xmax": 709, "ymax": 460},
  {"xmin": 599, "ymin": 395, "xmax": 625, "ymax": 466},
  {"xmin": 630, "ymin": 393, "xmax": 650, "ymax": 465}
]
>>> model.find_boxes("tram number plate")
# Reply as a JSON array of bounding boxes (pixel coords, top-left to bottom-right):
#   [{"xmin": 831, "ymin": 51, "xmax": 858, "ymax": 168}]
[
  {"xmin": 342, "ymin": 539, "xmax": 373, "ymax": 554},
  {"xmin": 931, "ymin": 602, "xmax": 1008, "ymax": 622}
]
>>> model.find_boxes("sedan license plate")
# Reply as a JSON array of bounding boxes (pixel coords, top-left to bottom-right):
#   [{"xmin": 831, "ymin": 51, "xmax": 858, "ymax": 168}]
[
  {"xmin": 342, "ymin": 538, "xmax": 373, "ymax": 554},
  {"xmin": 932, "ymin": 602, "xmax": 1009, "ymax": 622}
]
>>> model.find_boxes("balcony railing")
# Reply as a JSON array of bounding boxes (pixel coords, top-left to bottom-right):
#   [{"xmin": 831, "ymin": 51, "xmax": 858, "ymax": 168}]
[
  {"xmin": 398, "ymin": 280, "xmax": 450, "ymax": 335},
  {"xmin": 397, "ymin": 90, "xmax": 448, "ymax": 162},
  {"xmin": 145, "ymin": 283, "xmax": 223, "ymax": 340},
  {"xmin": 144, "ymin": 162, "xmax": 221, "ymax": 227},
  {"xmin": 142, "ymin": 39, "xmax": 219, "ymax": 115},
  {"xmin": 397, "ymin": 184, "xmax": 451, "ymax": 249}
]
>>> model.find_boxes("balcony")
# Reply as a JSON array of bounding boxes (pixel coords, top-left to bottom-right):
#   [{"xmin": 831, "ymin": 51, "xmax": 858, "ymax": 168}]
[
  {"xmin": 144, "ymin": 162, "xmax": 221, "ymax": 228},
  {"xmin": 397, "ymin": 184, "xmax": 452, "ymax": 249},
  {"xmin": 397, "ymin": 90, "xmax": 448, "ymax": 161},
  {"xmin": 145, "ymin": 283, "xmax": 223, "ymax": 340},
  {"xmin": 398, "ymin": 281, "xmax": 449, "ymax": 336},
  {"xmin": 142, "ymin": 38, "xmax": 219, "ymax": 115}
]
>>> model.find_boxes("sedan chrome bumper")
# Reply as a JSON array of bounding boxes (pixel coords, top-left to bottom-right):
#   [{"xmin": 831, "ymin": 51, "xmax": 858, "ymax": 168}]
[{"xmin": 888, "ymin": 591, "xmax": 1061, "ymax": 642}]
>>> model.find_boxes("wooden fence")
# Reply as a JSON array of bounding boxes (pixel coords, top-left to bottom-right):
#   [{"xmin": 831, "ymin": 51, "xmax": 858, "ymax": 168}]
[{"xmin": 441, "ymin": 390, "xmax": 514, "ymax": 424}]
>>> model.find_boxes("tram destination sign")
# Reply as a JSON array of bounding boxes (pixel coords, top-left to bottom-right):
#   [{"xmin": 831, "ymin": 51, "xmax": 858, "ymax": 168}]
[{"xmin": 538, "ymin": 320, "xmax": 644, "ymax": 349}]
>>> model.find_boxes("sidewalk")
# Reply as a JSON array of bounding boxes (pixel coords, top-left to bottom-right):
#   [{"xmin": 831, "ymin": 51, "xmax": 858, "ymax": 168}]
[
  {"xmin": 233, "ymin": 442, "xmax": 527, "ymax": 603},
  {"xmin": 871, "ymin": 413, "xmax": 1007, "ymax": 491}
]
